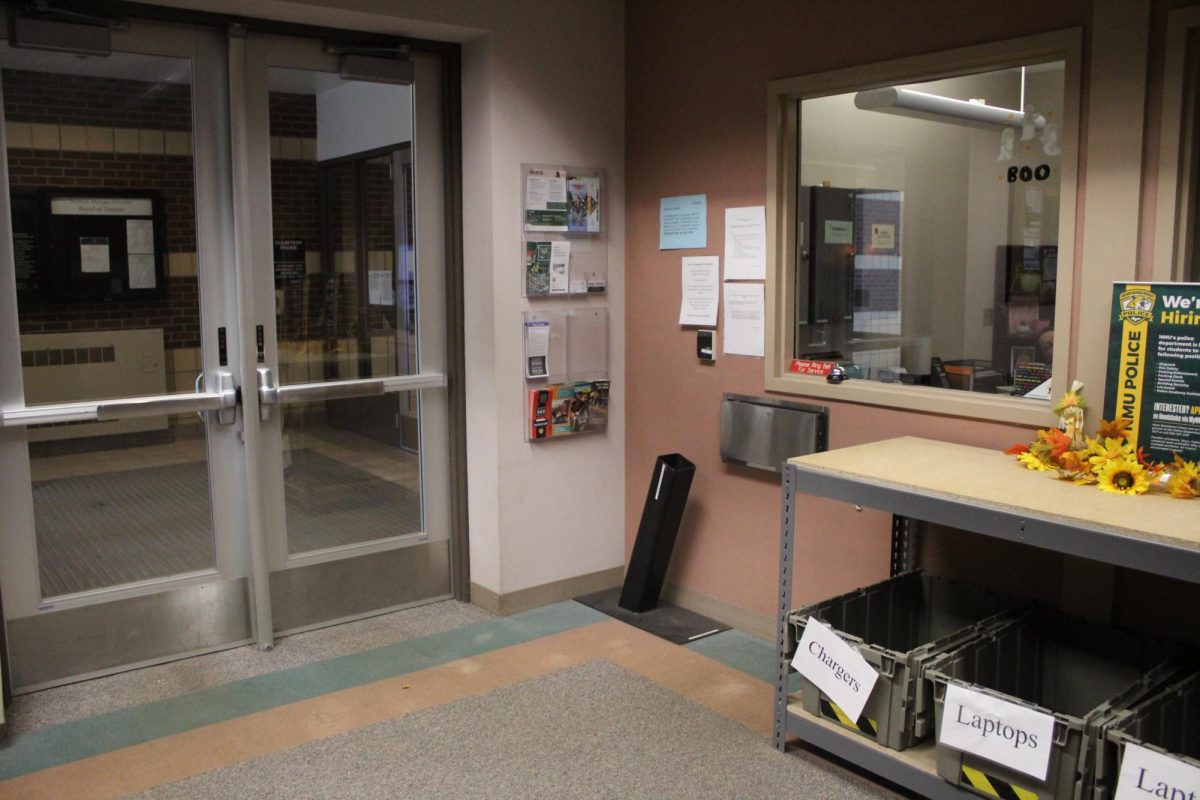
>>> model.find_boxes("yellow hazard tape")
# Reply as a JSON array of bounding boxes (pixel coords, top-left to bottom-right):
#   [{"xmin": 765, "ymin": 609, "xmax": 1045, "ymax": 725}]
[
  {"xmin": 961, "ymin": 764, "xmax": 1038, "ymax": 800},
  {"xmin": 822, "ymin": 699, "xmax": 878, "ymax": 736}
]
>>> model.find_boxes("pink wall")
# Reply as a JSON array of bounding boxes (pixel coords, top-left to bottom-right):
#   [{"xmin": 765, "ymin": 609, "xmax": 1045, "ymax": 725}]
[{"xmin": 625, "ymin": 0, "xmax": 1093, "ymax": 622}]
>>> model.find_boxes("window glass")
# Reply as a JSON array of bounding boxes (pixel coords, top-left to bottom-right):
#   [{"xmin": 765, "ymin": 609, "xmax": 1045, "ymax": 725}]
[{"xmin": 795, "ymin": 61, "xmax": 1065, "ymax": 397}]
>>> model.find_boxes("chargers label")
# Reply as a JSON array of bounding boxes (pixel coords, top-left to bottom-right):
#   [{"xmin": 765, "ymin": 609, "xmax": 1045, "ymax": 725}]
[{"xmin": 791, "ymin": 617, "xmax": 879, "ymax": 722}]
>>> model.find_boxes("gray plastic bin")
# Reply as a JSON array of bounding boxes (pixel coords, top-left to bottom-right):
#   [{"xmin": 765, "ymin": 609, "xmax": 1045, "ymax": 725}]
[
  {"xmin": 926, "ymin": 609, "xmax": 1177, "ymax": 800},
  {"xmin": 787, "ymin": 570, "xmax": 1024, "ymax": 751},
  {"xmin": 1092, "ymin": 669, "xmax": 1200, "ymax": 800}
]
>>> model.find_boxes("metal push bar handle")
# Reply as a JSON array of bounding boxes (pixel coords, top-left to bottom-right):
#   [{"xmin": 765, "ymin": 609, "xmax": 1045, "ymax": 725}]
[
  {"xmin": 256, "ymin": 367, "xmax": 446, "ymax": 420},
  {"xmin": 1, "ymin": 371, "xmax": 238, "ymax": 427}
]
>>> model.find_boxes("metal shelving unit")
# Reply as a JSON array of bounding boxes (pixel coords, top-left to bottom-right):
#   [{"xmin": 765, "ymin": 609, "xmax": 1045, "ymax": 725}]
[{"xmin": 773, "ymin": 436, "xmax": 1200, "ymax": 797}]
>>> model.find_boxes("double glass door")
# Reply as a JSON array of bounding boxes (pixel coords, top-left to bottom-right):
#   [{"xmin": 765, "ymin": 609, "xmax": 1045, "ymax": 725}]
[{"xmin": 0, "ymin": 18, "xmax": 454, "ymax": 691}]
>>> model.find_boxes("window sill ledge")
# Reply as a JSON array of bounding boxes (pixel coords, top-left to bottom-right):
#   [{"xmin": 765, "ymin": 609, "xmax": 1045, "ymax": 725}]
[{"xmin": 763, "ymin": 370, "xmax": 1054, "ymax": 427}]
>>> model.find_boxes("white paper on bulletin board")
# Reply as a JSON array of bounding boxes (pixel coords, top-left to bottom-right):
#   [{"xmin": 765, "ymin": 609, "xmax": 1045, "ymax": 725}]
[
  {"xmin": 128, "ymin": 254, "xmax": 156, "ymax": 289},
  {"xmin": 80, "ymin": 237, "xmax": 110, "ymax": 273},
  {"xmin": 126, "ymin": 219, "xmax": 155, "ymax": 255}
]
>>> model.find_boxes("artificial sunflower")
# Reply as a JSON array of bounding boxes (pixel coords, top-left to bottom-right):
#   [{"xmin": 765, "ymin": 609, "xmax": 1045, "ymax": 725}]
[
  {"xmin": 1087, "ymin": 436, "xmax": 1135, "ymax": 473},
  {"xmin": 1004, "ymin": 384, "xmax": 1194, "ymax": 498},
  {"xmin": 1018, "ymin": 450, "xmax": 1055, "ymax": 472},
  {"xmin": 1097, "ymin": 457, "xmax": 1151, "ymax": 495},
  {"xmin": 1166, "ymin": 456, "xmax": 1200, "ymax": 499}
]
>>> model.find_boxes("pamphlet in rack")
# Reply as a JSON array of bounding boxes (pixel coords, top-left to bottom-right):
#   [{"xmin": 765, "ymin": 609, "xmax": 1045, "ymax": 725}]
[
  {"xmin": 528, "ymin": 380, "xmax": 610, "ymax": 440},
  {"xmin": 523, "ymin": 307, "xmax": 610, "ymax": 442},
  {"xmin": 522, "ymin": 163, "xmax": 608, "ymax": 297}
]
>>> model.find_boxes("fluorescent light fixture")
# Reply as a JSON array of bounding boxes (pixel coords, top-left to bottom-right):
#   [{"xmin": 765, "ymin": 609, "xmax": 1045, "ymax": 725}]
[{"xmin": 854, "ymin": 87, "xmax": 1045, "ymax": 131}]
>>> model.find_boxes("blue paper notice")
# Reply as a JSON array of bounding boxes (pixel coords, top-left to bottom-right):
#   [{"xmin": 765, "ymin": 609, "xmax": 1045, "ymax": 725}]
[{"xmin": 659, "ymin": 194, "xmax": 707, "ymax": 250}]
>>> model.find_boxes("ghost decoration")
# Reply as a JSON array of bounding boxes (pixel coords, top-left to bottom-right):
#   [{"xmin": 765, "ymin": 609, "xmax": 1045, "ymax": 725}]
[
  {"xmin": 1021, "ymin": 104, "xmax": 1039, "ymax": 143},
  {"xmin": 998, "ymin": 127, "xmax": 1015, "ymax": 162},
  {"xmin": 1041, "ymin": 122, "xmax": 1061, "ymax": 156}
]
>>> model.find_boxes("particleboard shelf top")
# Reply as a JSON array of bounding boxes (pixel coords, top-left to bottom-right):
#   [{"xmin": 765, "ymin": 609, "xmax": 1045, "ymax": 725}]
[{"xmin": 789, "ymin": 436, "xmax": 1199, "ymax": 551}]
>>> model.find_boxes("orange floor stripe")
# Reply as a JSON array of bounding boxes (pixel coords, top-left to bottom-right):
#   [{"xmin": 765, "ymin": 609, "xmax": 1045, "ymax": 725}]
[{"xmin": 0, "ymin": 620, "xmax": 771, "ymax": 799}]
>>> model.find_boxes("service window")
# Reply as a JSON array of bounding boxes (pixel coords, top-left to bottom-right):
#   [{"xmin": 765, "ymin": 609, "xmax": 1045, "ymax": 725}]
[
  {"xmin": 1152, "ymin": 9, "xmax": 1200, "ymax": 283},
  {"xmin": 767, "ymin": 33, "xmax": 1081, "ymax": 423}
]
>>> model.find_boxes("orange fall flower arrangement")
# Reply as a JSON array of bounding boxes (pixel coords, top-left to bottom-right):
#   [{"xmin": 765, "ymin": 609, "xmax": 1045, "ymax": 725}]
[{"xmin": 1004, "ymin": 381, "xmax": 1199, "ymax": 498}]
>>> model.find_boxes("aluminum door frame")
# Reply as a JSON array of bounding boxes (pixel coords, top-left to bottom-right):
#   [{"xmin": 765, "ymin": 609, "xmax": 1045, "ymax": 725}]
[
  {"xmin": 0, "ymin": 19, "xmax": 256, "ymax": 691},
  {"xmin": 233, "ymin": 31, "xmax": 454, "ymax": 637}
]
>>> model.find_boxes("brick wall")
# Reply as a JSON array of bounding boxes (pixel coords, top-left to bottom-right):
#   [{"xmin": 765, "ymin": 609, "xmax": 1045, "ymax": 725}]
[
  {"xmin": 8, "ymin": 74, "xmax": 405, "ymax": 360},
  {"xmin": 7, "ymin": 150, "xmax": 197, "ymax": 251},
  {"xmin": 364, "ymin": 159, "xmax": 394, "ymax": 252},
  {"xmin": 1, "ymin": 69, "xmax": 191, "ymax": 131},
  {"xmin": 269, "ymin": 92, "xmax": 316, "ymax": 138},
  {"xmin": 18, "ymin": 276, "xmax": 200, "ymax": 349}
]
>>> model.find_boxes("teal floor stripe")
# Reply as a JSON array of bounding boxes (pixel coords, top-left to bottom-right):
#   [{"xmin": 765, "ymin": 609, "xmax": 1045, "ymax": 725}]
[
  {"xmin": 685, "ymin": 629, "xmax": 805, "ymax": 691},
  {"xmin": 0, "ymin": 601, "xmax": 606, "ymax": 781},
  {"xmin": 684, "ymin": 629, "xmax": 776, "ymax": 681}
]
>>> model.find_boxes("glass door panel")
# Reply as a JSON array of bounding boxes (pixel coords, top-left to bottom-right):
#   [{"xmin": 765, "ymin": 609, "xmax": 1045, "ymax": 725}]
[
  {"xmin": 0, "ymin": 20, "xmax": 252, "ymax": 691},
  {"xmin": 0, "ymin": 46, "xmax": 220, "ymax": 596},
  {"xmin": 264, "ymin": 66, "xmax": 428, "ymax": 558},
  {"xmin": 240, "ymin": 36, "xmax": 452, "ymax": 633}
]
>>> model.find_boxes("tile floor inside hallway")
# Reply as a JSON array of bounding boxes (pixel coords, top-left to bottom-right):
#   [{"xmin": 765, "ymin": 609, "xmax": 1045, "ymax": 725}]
[{"xmin": 0, "ymin": 600, "xmax": 908, "ymax": 799}]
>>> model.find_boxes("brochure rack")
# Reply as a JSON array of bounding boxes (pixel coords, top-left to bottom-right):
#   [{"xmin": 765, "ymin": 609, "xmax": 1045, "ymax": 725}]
[
  {"xmin": 521, "ymin": 164, "xmax": 608, "ymax": 297},
  {"xmin": 773, "ymin": 436, "xmax": 1200, "ymax": 800},
  {"xmin": 524, "ymin": 307, "xmax": 609, "ymax": 442}
]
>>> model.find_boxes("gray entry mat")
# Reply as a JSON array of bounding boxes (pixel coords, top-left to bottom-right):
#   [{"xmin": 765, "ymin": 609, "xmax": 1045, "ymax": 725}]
[{"xmin": 33, "ymin": 449, "xmax": 420, "ymax": 597}]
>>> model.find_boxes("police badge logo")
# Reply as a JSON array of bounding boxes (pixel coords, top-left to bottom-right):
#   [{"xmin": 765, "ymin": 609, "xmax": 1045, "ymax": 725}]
[{"xmin": 1118, "ymin": 288, "xmax": 1157, "ymax": 325}]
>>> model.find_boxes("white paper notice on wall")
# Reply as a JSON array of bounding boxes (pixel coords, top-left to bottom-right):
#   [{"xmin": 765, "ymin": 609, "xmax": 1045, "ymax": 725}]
[
  {"xmin": 939, "ymin": 683, "xmax": 1056, "ymax": 781},
  {"xmin": 870, "ymin": 223, "xmax": 894, "ymax": 250},
  {"xmin": 1115, "ymin": 743, "xmax": 1200, "ymax": 800},
  {"xmin": 723, "ymin": 206, "xmax": 765, "ymax": 280},
  {"xmin": 791, "ymin": 618, "xmax": 879, "ymax": 723},
  {"xmin": 722, "ymin": 282, "xmax": 764, "ymax": 357},
  {"xmin": 679, "ymin": 255, "xmax": 719, "ymax": 326}
]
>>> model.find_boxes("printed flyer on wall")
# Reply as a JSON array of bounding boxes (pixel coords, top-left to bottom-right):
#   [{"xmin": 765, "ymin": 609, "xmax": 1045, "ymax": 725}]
[
  {"xmin": 524, "ymin": 167, "xmax": 568, "ymax": 231},
  {"xmin": 524, "ymin": 167, "xmax": 603, "ymax": 234},
  {"xmin": 567, "ymin": 176, "xmax": 601, "ymax": 233},
  {"xmin": 528, "ymin": 380, "xmax": 610, "ymax": 440},
  {"xmin": 1103, "ymin": 282, "xmax": 1200, "ymax": 462}
]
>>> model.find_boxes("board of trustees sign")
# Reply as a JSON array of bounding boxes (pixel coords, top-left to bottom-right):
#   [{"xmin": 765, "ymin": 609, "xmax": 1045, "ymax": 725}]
[{"xmin": 1103, "ymin": 282, "xmax": 1200, "ymax": 463}]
